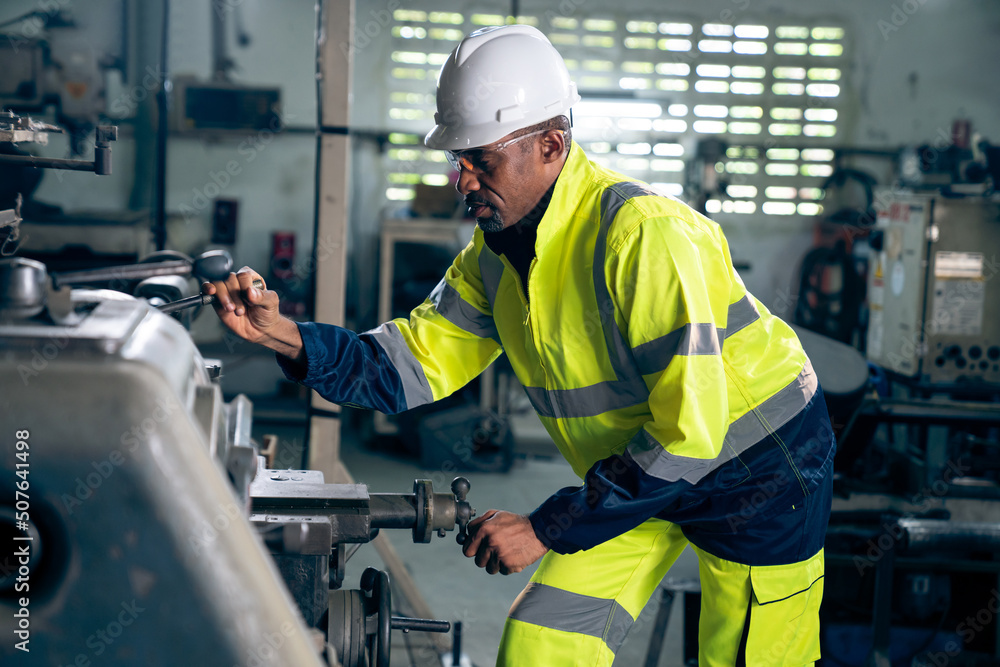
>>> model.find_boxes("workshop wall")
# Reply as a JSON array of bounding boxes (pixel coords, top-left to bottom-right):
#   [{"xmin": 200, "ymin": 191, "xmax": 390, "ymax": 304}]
[
  {"xmin": 162, "ymin": 0, "xmax": 319, "ymax": 280},
  {"xmin": 9, "ymin": 0, "xmax": 131, "ymax": 210},
  {"xmin": 8, "ymin": 0, "xmax": 319, "ymax": 334},
  {"xmin": 348, "ymin": 0, "xmax": 1000, "ymax": 326},
  {"xmin": 7, "ymin": 0, "xmax": 1000, "ymax": 336}
]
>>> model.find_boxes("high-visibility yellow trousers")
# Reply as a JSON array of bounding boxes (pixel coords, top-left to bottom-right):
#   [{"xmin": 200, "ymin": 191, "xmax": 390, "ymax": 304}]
[{"xmin": 496, "ymin": 520, "xmax": 824, "ymax": 666}]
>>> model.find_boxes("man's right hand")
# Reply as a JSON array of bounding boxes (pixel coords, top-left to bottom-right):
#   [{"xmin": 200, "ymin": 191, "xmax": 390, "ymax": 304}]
[
  {"xmin": 202, "ymin": 267, "xmax": 280, "ymax": 345},
  {"xmin": 203, "ymin": 266, "xmax": 305, "ymax": 362}
]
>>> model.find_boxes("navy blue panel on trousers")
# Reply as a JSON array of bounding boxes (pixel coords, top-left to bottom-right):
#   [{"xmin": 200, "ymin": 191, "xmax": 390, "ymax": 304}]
[
  {"xmin": 675, "ymin": 386, "xmax": 836, "ymax": 566},
  {"xmin": 529, "ymin": 385, "xmax": 836, "ymax": 565}
]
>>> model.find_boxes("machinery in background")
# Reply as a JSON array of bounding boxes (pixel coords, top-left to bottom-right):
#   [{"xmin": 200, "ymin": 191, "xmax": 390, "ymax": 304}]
[
  {"xmin": 786, "ymin": 308, "xmax": 1000, "ymax": 667},
  {"xmin": 816, "ymin": 129, "xmax": 1000, "ymax": 667},
  {"xmin": 794, "ymin": 168, "xmax": 877, "ymax": 347},
  {"xmin": 899, "ymin": 118, "xmax": 997, "ymax": 192},
  {"xmin": 847, "ymin": 171, "xmax": 1000, "ymax": 494},
  {"xmin": 0, "ymin": 2, "xmax": 124, "ymax": 154},
  {"xmin": 866, "ymin": 192, "xmax": 1000, "ymax": 386},
  {"xmin": 0, "ymin": 110, "xmax": 118, "ymax": 176},
  {"xmin": 823, "ymin": 516, "xmax": 1000, "ymax": 667},
  {"xmin": 0, "ymin": 108, "xmax": 148, "ymax": 278},
  {"xmin": 0, "ymin": 1, "xmax": 163, "ymax": 259},
  {"xmin": 0, "ymin": 193, "xmax": 21, "ymax": 258},
  {"xmin": 0, "ymin": 253, "xmax": 472, "ymax": 666},
  {"xmin": 685, "ymin": 137, "xmax": 729, "ymax": 217}
]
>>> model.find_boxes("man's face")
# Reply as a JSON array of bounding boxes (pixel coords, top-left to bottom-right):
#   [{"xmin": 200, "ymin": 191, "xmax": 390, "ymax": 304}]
[{"xmin": 452, "ymin": 130, "xmax": 552, "ymax": 233}]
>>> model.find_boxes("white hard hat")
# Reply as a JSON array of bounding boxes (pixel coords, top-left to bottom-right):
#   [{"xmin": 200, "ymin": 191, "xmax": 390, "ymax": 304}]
[{"xmin": 424, "ymin": 25, "xmax": 581, "ymax": 150}]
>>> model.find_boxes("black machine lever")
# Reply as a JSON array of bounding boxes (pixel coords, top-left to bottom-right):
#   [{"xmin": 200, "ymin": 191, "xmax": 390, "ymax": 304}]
[
  {"xmin": 158, "ymin": 278, "xmax": 263, "ymax": 314},
  {"xmin": 452, "ymin": 477, "xmax": 474, "ymax": 545},
  {"xmin": 390, "ymin": 616, "xmax": 451, "ymax": 633}
]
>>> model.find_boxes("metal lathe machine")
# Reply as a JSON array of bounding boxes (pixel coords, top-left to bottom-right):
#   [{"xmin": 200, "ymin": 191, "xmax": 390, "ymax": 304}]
[{"xmin": 0, "ymin": 250, "xmax": 473, "ymax": 666}]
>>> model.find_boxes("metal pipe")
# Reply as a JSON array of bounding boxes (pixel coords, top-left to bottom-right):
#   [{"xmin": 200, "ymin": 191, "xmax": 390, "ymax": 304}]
[
  {"xmin": 368, "ymin": 494, "xmax": 417, "ymax": 529},
  {"xmin": 452, "ymin": 620, "xmax": 462, "ymax": 663},
  {"xmin": 158, "ymin": 278, "xmax": 262, "ymax": 313},
  {"xmin": 211, "ymin": 0, "xmax": 231, "ymax": 81},
  {"xmin": 128, "ymin": 0, "xmax": 158, "ymax": 212},
  {"xmin": 870, "ymin": 544, "xmax": 895, "ymax": 667},
  {"xmin": 153, "ymin": 0, "xmax": 170, "ymax": 250},
  {"xmin": 898, "ymin": 518, "xmax": 1000, "ymax": 554},
  {"xmin": 0, "ymin": 154, "xmax": 99, "ymax": 172}
]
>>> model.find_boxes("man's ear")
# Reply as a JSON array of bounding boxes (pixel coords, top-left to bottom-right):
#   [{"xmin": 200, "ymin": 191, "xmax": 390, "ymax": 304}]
[{"xmin": 538, "ymin": 130, "xmax": 567, "ymax": 164}]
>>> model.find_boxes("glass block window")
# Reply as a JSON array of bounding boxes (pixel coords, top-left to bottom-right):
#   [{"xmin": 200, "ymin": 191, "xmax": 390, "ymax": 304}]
[{"xmin": 382, "ymin": 6, "xmax": 847, "ymax": 218}]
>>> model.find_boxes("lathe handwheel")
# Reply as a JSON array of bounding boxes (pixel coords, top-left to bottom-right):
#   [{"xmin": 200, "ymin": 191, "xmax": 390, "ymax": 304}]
[
  {"xmin": 360, "ymin": 567, "xmax": 392, "ymax": 667},
  {"xmin": 328, "ymin": 589, "xmax": 366, "ymax": 667}
]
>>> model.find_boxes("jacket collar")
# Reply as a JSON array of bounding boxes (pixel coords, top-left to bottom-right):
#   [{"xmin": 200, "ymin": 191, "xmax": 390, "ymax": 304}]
[{"xmin": 536, "ymin": 142, "xmax": 595, "ymax": 250}]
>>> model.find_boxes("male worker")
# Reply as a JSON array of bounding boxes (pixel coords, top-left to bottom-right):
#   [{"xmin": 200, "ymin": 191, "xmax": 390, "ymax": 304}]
[{"xmin": 205, "ymin": 25, "xmax": 835, "ymax": 666}]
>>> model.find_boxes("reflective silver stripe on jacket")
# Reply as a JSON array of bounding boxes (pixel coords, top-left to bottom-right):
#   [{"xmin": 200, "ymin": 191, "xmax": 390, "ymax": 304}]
[
  {"xmin": 522, "ymin": 378, "xmax": 649, "ymax": 420},
  {"xmin": 525, "ymin": 181, "xmax": 663, "ymax": 420},
  {"xmin": 428, "ymin": 278, "xmax": 500, "ymax": 343},
  {"xmin": 632, "ymin": 324, "xmax": 725, "ymax": 376},
  {"xmin": 626, "ymin": 360, "xmax": 818, "ymax": 484},
  {"xmin": 724, "ymin": 294, "xmax": 761, "ymax": 339},
  {"xmin": 595, "ymin": 182, "xmax": 660, "ymax": 383},
  {"xmin": 478, "ymin": 248, "xmax": 504, "ymax": 309},
  {"xmin": 364, "ymin": 322, "xmax": 435, "ymax": 410},
  {"xmin": 508, "ymin": 583, "xmax": 634, "ymax": 654},
  {"xmin": 491, "ymin": 181, "xmax": 760, "ymax": 420},
  {"xmin": 631, "ymin": 297, "xmax": 761, "ymax": 376}
]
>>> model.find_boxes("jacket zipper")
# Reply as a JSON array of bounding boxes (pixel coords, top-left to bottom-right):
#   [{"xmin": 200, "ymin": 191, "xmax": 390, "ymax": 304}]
[{"xmin": 501, "ymin": 254, "xmax": 546, "ymax": 374}]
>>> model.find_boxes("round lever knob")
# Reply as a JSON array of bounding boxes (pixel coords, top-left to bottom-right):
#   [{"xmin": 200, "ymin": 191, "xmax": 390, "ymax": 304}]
[
  {"xmin": 191, "ymin": 249, "xmax": 234, "ymax": 282},
  {"xmin": 451, "ymin": 477, "xmax": 470, "ymax": 501}
]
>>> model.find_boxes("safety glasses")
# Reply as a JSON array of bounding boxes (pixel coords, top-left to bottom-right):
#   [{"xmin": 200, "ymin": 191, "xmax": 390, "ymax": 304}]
[{"xmin": 445, "ymin": 129, "xmax": 557, "ymax": 172}]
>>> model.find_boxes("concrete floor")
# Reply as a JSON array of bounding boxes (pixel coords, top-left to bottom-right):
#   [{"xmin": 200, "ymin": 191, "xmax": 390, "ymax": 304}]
[{"xmin": 332, "ymin": 425, "xmax": 700, "ymax": 667}]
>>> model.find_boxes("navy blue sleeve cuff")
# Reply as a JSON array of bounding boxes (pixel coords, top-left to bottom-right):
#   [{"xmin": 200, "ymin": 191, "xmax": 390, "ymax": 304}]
[
  {"xmin": 275, "ymin": 350, "xmax": 306, "ymax": 381},
  {"xmin": 275, "ymin": 321, "xmax": 325, "ymax": 384},
  {"xmin": 273, "ymin": 321, "xmax": 408, "ymax": 414}
]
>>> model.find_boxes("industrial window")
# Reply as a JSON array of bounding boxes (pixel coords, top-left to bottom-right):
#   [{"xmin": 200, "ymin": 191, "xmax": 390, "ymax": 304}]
[{"xmin": 382, "ymin": 7, "xmax": 847, "ymax": 220}]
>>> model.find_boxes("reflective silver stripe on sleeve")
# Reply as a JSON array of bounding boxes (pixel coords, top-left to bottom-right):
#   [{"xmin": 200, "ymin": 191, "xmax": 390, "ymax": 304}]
[
  {"xmin": 522, "ymin": 378, "xmax": 648, "ymax": 420},
  {"xmin": 631, "ymin": 296, "xmax": 759, "ymax": 376},
  {"xmin": 364, "ymin": 322, "xmax": 435, "ymax": 410},
  {"xmin": 626, "ymin": 360, "xmax": 818, "ymax": 484},
  {"xmin": 724, "ymin": 294, "xmax": 760, "ymax": 339},
  {"xmin": 477, "ymin": 248, "xmax": 504, "ymax": 309},
  {"xmin": 594, "ymin": 182, "xmax": 659, "ymax": 384},
  {"xmin": 428, "ymin": 279, "xmax": 500, "ymax": 342},
  {"xmin": 631, "ymin": 323, "xmax": 725, "ymax": 376},
  {"xmin": 508, "ymin": 583, "xmax": 634, "ymax": 654}
]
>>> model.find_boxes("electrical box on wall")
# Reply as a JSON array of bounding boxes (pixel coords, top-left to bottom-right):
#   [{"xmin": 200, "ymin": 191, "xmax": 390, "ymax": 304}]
[
  {"xmin": 211, "ymin": 198, "xmax": 238, "ymax": 245},
  {"xmin": 867, "ymin": 191, "xmax": 1000, "ymax": 385},
  {"xmin": 170, "ymin": 77, "xmax": 281, "ymax": 134}
]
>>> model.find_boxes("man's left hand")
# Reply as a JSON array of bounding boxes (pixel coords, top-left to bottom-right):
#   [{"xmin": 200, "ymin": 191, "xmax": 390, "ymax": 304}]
[{"xmin": 462, "ymin": 510, "xmax": 548, "ymax": 575}]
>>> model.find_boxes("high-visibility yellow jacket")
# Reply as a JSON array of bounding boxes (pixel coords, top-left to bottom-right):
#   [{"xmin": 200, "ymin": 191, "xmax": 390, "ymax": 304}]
[{"xmin": 280, "ymin": 142, "xmax": 836, "ymax": 565}]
